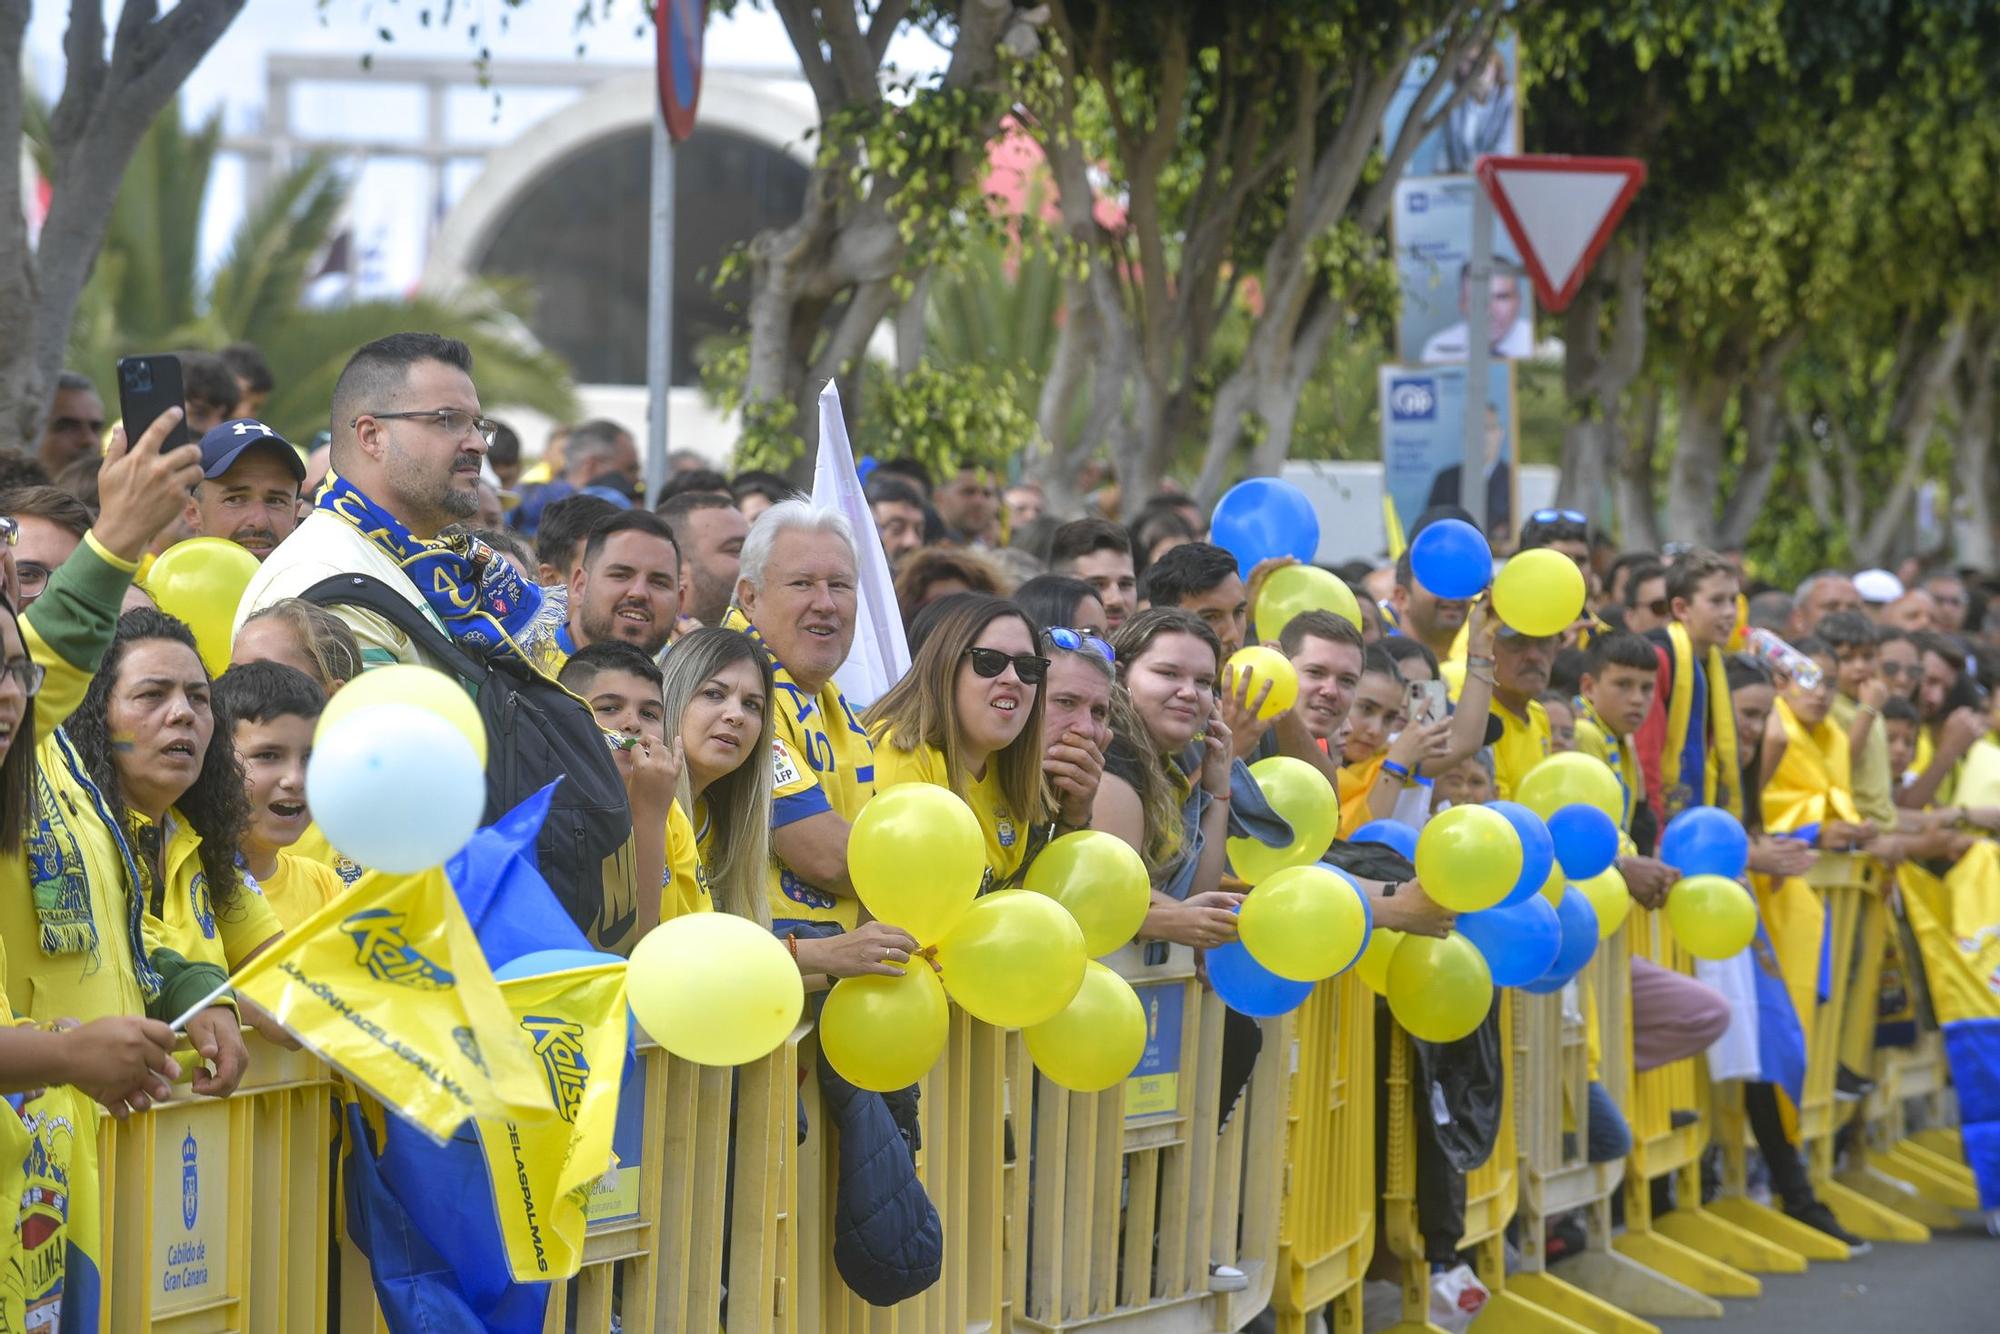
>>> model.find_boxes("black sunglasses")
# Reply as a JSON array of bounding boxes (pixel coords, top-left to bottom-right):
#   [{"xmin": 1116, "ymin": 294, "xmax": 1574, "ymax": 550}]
[
  {"xmin": 964, "ymin": 646, "xmax": 1049, "ymax": 684},
  {"xmin": 1643, "ymin": 598, "xmax": 1668, "ymax": 617},
  {"xmin": 1043, "ymin": 626, "xmax": 1115, "ymax": 663}
]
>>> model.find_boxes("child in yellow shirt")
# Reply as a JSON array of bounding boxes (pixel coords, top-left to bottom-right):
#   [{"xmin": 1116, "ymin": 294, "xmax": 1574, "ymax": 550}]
[{"xmin": 214, "ymin": 661, "xmax": 347, "ymax": 929}]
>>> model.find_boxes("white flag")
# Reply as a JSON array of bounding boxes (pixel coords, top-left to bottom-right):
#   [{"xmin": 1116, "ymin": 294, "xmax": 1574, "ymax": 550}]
[{"xmin": 811, "ymin": 381, "xmax": 911, "ymax": 708}]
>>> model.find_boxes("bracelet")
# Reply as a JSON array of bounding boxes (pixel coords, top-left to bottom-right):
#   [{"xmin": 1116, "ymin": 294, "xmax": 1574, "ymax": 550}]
[
  {"xmin": 786, "ymin": 934, "xmax": 800, "ymax": 962},
  {"xmin": 1467, "ymin": 656, "xmax": 1496, "ymax": 670},
  {"xmin": 1381, "ymin": 759, "xmax": 1412, "ymax": 783}
]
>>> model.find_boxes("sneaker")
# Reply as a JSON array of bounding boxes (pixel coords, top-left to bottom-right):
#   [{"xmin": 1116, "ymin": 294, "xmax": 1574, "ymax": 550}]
[
  {"xmin": 1787, "ymin": 1200, "xmax": 1872, "ymax": 1256},
  {"xmin": 1209, "ymin": 1262, "xmax": 1249, "ymax": 1293},
  {"xmin": 1835, "ymin": 1065, "xmax": 1877, "ymax": 1103},
  {"xmin": 1545, "ymin": 1216, "xmax": 1587, "ymax": 1264},
  {"xmin": 1669, "ymin": 1108, "xmax": 1700, "ymax": 1129},
  {"xmin": 1427, "ymin": 1263, "xmax": 1489, "ymax": 1333}
]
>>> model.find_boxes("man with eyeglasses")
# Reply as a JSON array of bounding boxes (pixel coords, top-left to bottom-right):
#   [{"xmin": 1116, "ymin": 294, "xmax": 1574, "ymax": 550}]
[{"xmin": 237, "ymin": 332, "xmax": 546, "ymax": 671}]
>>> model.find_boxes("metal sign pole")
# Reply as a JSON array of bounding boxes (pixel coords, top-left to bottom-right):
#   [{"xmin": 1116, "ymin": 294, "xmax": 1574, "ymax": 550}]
[
  {"xmin": 644, "ymin": 109, "xmax": 674, "ymax": 507},
  {"xmin": 1462, "ymin": 180, "xmax": 1493, "ymax": 536}
]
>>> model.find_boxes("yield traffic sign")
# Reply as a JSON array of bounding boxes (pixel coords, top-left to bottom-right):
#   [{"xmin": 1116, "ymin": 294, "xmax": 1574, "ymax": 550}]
[{"xmin": 1474, "ymin": 155, "xmax": 1646, "ymax": 312}]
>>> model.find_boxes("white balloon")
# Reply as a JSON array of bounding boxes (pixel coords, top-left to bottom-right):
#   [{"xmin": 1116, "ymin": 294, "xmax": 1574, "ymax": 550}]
[{"xmin": 307, "ymin": 701, "xmax": 485, "ymax": 872}]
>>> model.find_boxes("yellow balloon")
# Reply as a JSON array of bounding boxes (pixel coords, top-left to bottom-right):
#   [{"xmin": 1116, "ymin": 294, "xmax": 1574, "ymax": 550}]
[
  {"xmin": 1387, "ymin": 933, "xmax": 1494, "ymax": 1043},
  {"xmin": 1575, "ymin": 867, "xmax": 1631, "ymax": 939},
  {"xmin": 1239, "ymin": 864, "xmax": 1370, "ymax": 981},
  {"xmin": 1225, "ymin": 646, "xmax": 1298, "ymax": 722},
  {"xmin": 1254, "ymin": 563, "xmax": 1363, "ymax": 638},
  {"xmin": 147, "ymin": 537, "xmax": 262, "ymax": 676},
  {"xmin": 935, "ymin": 890, "xmax": 1087, "ymax": 1027},
  {"xmin": 1025, "ymin": 961, "xmax": 1147, "ymax": 1092},
  {"xmin": 1227, "ymin": 755, "xmax": 1340, "ymax": 884},
  {"xmin": 316, "ymin": 663, "xmax": 487, "ymax": 765},
  {"xmin": 628, "ymin": 914, "xmax": 803, "ymax": 1065},
  {"xmin": 1413, "ymin": 804, "xmax": 1523, "ymax": 913},
  {"xmin": 1355, "ymin": 928, "xmax": 1405, "ymax": 995},
  {"xmin": 1024, "ymin": 830, "xmax": 1149, "ymax": 957},
  {"xmin": 1515, "ymin": 752, "xmax": 1624, "ymax": 824},
  {"xmin": 848, "ymin": 784, "xmax": 985, "ymax": 945},
  {"xmin": 819, "ymin": 965, "xmax": 949, "ymax": 1091},
  {"xmin": 1491, "ymin": 548, "xmax": 1586, "ymax": 637},
  {"xmin": 1664, "ymin": 874, "xmax": 1759, "ymax": 959},
  {"xmin": 1539, "ymin": 861, "xmax": 1566, "ymax": 905}
]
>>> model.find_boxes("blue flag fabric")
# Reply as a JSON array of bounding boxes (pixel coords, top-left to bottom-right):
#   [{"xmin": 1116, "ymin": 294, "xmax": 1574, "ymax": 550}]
[
  {"xmin": 345, "ymin": 784, "xmax": 598, "ymax": 1331},
  {"xmin": 1750, "ymin": 922, "xmax": 1807, "ymax": 1109}
]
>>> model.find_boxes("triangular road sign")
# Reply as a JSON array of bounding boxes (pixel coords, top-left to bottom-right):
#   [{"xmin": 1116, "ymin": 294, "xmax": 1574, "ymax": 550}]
[{"xmin": 1475, "ymin": 155, "xmax": 1646, "ymax": 312}]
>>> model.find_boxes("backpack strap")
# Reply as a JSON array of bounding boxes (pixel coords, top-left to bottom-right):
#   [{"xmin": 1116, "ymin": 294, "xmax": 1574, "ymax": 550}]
[{"xmin": 298, "ymin": 573, "xmax": 487, "ymax": 686}]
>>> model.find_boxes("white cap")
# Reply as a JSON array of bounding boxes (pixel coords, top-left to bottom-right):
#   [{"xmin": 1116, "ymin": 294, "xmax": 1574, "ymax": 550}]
[{"xmin": 1853, "ymin": 568, "xmax": 1904, "ymax": 604}]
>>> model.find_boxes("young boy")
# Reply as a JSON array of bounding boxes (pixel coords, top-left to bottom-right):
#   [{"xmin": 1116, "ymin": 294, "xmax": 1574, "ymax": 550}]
[
  {"xmin": 1883, "ymin": 695, "xmax": 1920, "ymax": 789},
  {"xmin": 557, "ymin": 642, "xmax": 680, "ymax": 924},
  {"xmin": 214, "ymin": 661, "xmax": 346, "ymax": 930}
]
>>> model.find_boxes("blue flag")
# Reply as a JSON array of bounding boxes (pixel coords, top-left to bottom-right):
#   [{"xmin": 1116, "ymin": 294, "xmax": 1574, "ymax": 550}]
[{"xmin": 345, "ymin": 784, "xmax": 599, "ymax": 1331}]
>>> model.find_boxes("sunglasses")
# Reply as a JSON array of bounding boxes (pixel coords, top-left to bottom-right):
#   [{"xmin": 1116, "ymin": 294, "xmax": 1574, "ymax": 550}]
[
  {"xmin": 1531, "ymin": 508, "xmax": 1588, "ymax": 525},
  {"xmin": 1641, "ymin": 598, "xmax": 1668, "ymax": 617},
  {"xmin": 964, "ymin": 646, "xmax": 1049, "ymax": 685},
  {"xmin": 1044, "ymin": 626, "xmax": 1115, "ymax": 663}
]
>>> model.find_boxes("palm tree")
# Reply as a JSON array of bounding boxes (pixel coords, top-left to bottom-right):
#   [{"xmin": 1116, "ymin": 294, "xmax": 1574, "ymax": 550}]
[{"xmin": 60, "ymin": 100, "xmax": 577, "ymax": 444}]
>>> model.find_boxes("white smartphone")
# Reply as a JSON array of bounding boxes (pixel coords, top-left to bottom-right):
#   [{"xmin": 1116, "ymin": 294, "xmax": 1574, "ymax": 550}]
[{"xmin": 1405, "ymin": 679, "xmax": 1448, "ymax": 726}]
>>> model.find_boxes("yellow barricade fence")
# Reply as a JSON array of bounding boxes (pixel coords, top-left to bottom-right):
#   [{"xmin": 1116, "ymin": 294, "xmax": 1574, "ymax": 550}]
[
  {"xmin": 97, "ymin": 1032, "xmax": 337, "ymax": 1333},
  {"xmin": 1611, "ymin": 902, "xmax": 1777, "ymax": 1307},
  {"xmin": 1266, "ymin": 968, "xmax": 1374, "ymax": 1334},
  {"xmin": 1011, "ymin": 942, "xmax": 1287, "ymax": 1332},
  {"xmin": 1503, "ymin": 928, "xmax": 1662, "ymax": 1334},
  {"xmin": 1381, "ymin": 991, "xmax": 1523, "ymax": 1331}
]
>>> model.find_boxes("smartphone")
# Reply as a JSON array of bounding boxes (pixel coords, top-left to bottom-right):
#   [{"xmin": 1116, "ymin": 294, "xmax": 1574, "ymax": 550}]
[
  {"xmin": 115, "ymin": 354, "xmax": 191, "ymax": 451},
  {"xmin": 1405, "ymin": 679, "xmax": 1448, "ymax": 726}
]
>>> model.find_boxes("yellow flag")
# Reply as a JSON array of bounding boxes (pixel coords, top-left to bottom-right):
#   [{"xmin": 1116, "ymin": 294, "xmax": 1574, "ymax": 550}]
[
  {"xmin": 476, "ymin": 962, "xmax": 629, "ymax": 1281},
  {"xmin": 229, "ymin": 867, "xmax": 550, "ymax": 1142},
  {"xmin": 0, "ymin": 1086, "xmax": 102, "ymax": 1331}
]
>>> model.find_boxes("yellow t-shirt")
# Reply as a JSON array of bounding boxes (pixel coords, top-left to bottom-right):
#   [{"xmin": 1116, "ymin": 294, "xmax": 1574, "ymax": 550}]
[
  {"xmin": 663, "ymin": 799, "xmax": 714, "ymax": 921},
  {"xmin": 869, "ymin": 731, "xmax": 1032, "ymax": 891},
  {"xmin": 1572, "ymin": 704, "xmax": 1638, "ymax": 832},
  {"xmin": 290, "ymin": 821, "xmax": 366, "ymax": 888},
  {"xmin": 724, "ymin": 610, "xmax": 875, "ymax": 928},
  {"xmin": 1489, "ymin": 699, "xmax": 1553, "ymax": 802},
  {"xmin": 143, "ymin": 810, "xmax": 285, "ymax": 972},
  {"xmin": 255, "ymin": 851, "xmax": 347, "ymax": 931}
]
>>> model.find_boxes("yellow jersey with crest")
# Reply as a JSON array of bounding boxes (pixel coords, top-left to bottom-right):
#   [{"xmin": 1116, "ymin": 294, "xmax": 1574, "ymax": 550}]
[
  {"xmin": 663, "ymin": 798, "xmax": 715, "ymax": 921},
  {"xmin": 141, "ymin": 810, "xmax": 285, "ymax": 971},
  {"xmin": 722, "ymin": 609, "xmax": 874, "ymax": 928},
  {"xmin": 869, "ymin": 730, "xmax": 1032, "ymax": 892},
  {"xmin": 255, "ymin": 851, "xmax": 347, "ymax": 931}
]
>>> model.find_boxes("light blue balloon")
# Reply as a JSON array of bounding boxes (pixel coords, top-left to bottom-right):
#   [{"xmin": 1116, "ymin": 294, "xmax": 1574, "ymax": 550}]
[
  {"xmin": 1456, "ymin": 896, "xmax": 1562, "ymax": 987},
  {"xmin": 306, "ymin": 702, "xmax": 485, "ymax": 872}
]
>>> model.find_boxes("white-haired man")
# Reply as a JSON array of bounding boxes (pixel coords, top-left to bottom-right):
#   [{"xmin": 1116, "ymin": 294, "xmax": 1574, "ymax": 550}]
[{"xmin": 726, "ymin": 499, "xmax": 920, "ymax": 979}]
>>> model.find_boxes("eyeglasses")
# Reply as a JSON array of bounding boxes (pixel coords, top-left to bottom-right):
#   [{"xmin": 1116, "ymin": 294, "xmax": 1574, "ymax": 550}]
[
  {"xmin": 351, "ymin": 408, "xmax": 498, "ymax": 447},
  {"xmin": 963, "ymin": 646, "xmax": 1050, "ymax": 685},
  {"xmin": 1879, "ymin": 661, "xmax": 1920, "ymax": 680},
  {"xmin": 1043, "ymin": 626, "xmax": 1115, "ymax": 663},
  {"xmin": 1531, "ymin": 508, "xmax": 1588, "ymax": 525},
  {"xmin": 0, "ymin": 660, "xmax": 44, "ymax": 697},
  {"xmin": 16, "ymin": 563, "xmax": 50, "ymax": 598}
]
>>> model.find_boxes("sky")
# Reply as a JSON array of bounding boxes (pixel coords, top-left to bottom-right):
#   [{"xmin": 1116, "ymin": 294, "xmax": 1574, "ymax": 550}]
[{"xmin": 22, "ymin": 1, "xmax": 943, "ymax": 293}]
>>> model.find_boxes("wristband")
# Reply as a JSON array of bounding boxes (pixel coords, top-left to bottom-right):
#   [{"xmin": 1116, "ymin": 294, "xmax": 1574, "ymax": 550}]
[
  {"xmin": 1381, "ymin": 759, "xmax": 1412, "ymax": 783},
  {"xmin": 1467, "ymin": 656, "xmax": 1496, "ymax": 670},
  {"xmin": 786, "ymin": 934, "xmax": 800, "ymax": 962}
]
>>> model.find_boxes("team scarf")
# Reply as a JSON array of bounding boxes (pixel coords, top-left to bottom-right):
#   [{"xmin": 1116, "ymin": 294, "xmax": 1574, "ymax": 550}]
[
  {"xmin": 319, "ymin": 470, "xmax": 554, "ymax": 664},
  {"xmin": 1660, "ymin": 622, "xmax": 1740, "ymax": 819},
  {"xmin": 1573, "ymin": 697, "xmax": 1637, "ymax": 831}
]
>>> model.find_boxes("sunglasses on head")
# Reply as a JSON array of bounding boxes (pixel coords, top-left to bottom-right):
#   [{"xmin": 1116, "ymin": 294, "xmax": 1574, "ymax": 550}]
[
  {"xmin": 964, "ymin": 646, "xmax": 1050, "ymax": 685},
  {"xmin": 1044, "ymin": 626, "xmax": 1115, "ymax": 663},
  {"xmin": 1531, "ymin": 508, "xmax": 1588, "ymax": 525}
]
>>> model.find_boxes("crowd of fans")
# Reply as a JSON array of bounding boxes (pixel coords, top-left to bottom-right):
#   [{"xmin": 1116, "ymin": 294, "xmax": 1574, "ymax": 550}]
[{"xmin": 3, "ymin": 333, "xmax": 1998, "ymax": 1330}]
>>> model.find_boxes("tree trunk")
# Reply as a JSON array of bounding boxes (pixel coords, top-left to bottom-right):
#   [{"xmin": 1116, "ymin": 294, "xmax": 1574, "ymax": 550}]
[
  {"xmin": 1664, "ymin": 362, "xmax": 1738, "ymax": 545},
  {"xmin": 1852, "ymin": 313, "xmax": 1967, "ymax": 568},
  {"xmin": 1716, "ymin": 331, "xmax": 1802, "ymax": 549},
  {"xmin": 1557, "ymin": 232, "xmax": 1647, "ymax": 521},
  {"xmin": 1614, "ymin": 386, "xmax": 1662, "ymax": 551},
  {"xmin": 1950, "ymin": 321, "xmax": 1999, "ymax": 575}
]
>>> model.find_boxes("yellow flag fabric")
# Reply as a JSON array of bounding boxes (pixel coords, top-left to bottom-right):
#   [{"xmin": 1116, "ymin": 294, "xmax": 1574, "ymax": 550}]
[
  {"xmin": 228, "ymin": 867, "xmax": 551, "ymax": 1143},
  {"xmin": 476, "ymin": 962, "xmax": 630, "ymax": 1281},
  {"xmin": 1897, "ymin": 839, "xmax": 2000, "ymax": 1028},
  {"xmin": 0, "ymin": 1085, "xmax": 101, "ymax": 1331}
]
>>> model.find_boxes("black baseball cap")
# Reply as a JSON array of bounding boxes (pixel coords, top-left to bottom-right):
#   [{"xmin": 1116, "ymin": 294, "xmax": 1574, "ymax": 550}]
[{"xmin": 196, "ymin": 418, "xmax": 305, "ymax": 483}]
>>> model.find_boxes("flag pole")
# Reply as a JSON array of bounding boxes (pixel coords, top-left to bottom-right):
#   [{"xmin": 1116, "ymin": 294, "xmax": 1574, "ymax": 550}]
[{"xmin": 169, "ymin": 977, "xmax": 237, "ymax": 1033}]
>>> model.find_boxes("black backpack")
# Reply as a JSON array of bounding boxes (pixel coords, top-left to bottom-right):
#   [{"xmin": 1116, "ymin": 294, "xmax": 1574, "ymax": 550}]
[{"xmin": 302, "ymin": 574, "xmax": 636, "ymax": 947}]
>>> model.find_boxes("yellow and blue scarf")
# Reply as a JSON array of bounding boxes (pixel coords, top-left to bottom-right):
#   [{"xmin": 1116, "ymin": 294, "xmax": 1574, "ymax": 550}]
[
  {"xmin": 1660, "ymin": 622, "xmax": 1740, "ymax": 820},
  {"xmin": 320, "ymin": 470, "xmax": 552, "ymax": 663}
]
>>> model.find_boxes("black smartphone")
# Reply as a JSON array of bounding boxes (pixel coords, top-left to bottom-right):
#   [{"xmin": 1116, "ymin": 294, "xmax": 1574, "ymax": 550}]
[{"xmin": 115, "ymin": 354, "xmax": 191, "ymax": 450}]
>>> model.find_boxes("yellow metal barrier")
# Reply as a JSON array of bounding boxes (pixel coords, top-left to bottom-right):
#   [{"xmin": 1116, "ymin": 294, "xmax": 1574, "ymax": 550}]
[
  {"xmin": 98, "ymin": 1031, "xmax": 337, "ymax": 1333},
  {"xmin": 1266, "ymin": 968, "xmax": 1374, "ymax": 1334},
  {"xmin": 1011, "ymin": 943, "xmax": 1287, "ymax": 1331}
]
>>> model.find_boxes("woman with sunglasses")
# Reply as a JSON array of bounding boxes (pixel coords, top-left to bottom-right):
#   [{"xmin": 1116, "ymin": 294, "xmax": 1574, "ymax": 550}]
[{"xmin": 866, "ymin": 594, "xmax": 1053, "ymax": 891}]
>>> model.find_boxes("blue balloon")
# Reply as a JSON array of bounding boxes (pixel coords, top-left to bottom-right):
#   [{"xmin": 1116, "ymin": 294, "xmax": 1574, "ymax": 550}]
[
  {"xmin": 495, "ymin": 948, "xmax": 623, "ymax": 981},
  {"xmin": 1207, "ymin": 940, "xmax": 1314, "ymax": 1017},
  {"xmin": 1407, "ymin": 519, "xmax": 1493, "ymax": 600},
  {"xmin": 1456, "ymin": 896, "xmax": 1562, "ymax": 987},
  {"xmin": 1519, "ymin": 972, "xmax": 1571, "ymax": 995},
  {"xmin": 1210, "ymin": 477, "xmax": 1321, "ymax": 576},
  {"xmin": 1349, "ymin": 819, "xmax": 1419, "ymax": 861},
  {"xmin": 1548, "ymin": 804, "xmax": 1618, "ymax": 879},
  {"xmin": 1527, "ymin": 886, "xmax": 1600, "ymax": 989},
  {"xmin": 1660, "ymin": 806, "xmax": 1750, "ymax": 879},
  {"xmin": 1488, "ymin": 801, "xmax": 1556, "ymax": 907}
]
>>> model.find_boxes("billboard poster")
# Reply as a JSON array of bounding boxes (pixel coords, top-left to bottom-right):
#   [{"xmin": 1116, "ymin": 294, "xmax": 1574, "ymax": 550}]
[
  {"xmin": 1378, "ymin": 362, "xmax": 1518, "ymax": 542},
  {"xmin": 1381, "ymin": 35, "xmax": 1521, "ymax": 179},
  {"xmin": 1391, "ymin": 176, "xmax": 1535, "ymax": 367}
]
